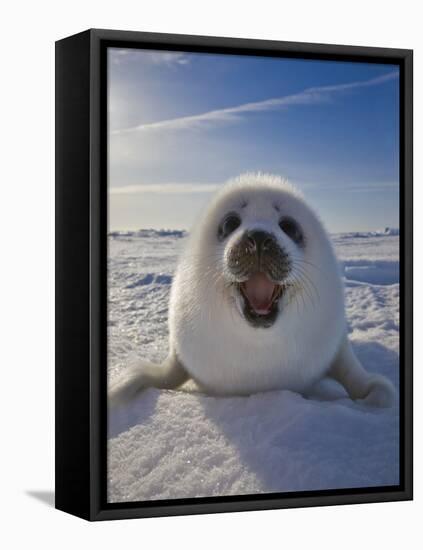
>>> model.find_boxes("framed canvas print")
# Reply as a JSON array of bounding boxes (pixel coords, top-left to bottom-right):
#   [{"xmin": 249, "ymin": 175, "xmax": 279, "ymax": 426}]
[{"xmin": 55, "ymin": 29, "xmax": 413, "ymax": 521}]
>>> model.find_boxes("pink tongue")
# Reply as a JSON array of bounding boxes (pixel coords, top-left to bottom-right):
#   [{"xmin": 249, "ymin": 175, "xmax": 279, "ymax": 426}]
[{"xmin": 243, "ymin": 273, "xmax": 276, "ymax": 314}]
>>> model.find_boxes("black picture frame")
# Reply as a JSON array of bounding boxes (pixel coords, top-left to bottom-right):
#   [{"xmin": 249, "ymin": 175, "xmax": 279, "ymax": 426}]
[{"xmin": 55, "ymin": 28, "xmax": 413, "ymax": 521}]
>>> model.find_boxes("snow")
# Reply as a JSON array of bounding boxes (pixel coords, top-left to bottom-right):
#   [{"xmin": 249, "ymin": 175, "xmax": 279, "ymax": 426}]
[{"xmin": 107, "ymin": 229, "xmax": 400, "ymax": 502}]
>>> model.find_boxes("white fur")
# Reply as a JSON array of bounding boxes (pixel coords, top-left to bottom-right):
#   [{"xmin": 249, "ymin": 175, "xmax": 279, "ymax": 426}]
[
  {"xmin": 169, "ymin": 173, "xmax": 345, "ymax": 394},
  {"xmin": 110, "ymin": 173, "xmax": 397, "ymax": 407}
]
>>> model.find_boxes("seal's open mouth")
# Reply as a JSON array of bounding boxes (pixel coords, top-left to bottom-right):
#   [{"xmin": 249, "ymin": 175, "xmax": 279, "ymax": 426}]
[
  {"xmin": 236, "ymin": 272, "xmax": 286, "ymax": 328},
  {"xmin": 240, "ymin": 272, "xmax": 283, "ymax": 316}
]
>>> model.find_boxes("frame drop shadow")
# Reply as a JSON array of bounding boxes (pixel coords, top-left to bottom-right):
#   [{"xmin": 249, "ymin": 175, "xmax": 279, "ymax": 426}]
[{"xmin": 26, "ymin": 490, "xmax": 55, "ymax": 507}]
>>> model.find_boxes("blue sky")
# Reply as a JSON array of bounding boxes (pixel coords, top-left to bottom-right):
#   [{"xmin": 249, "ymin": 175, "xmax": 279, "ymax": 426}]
[{"xmin": 108, "ymin": 48, "xmax": 399, "ymax": 232}]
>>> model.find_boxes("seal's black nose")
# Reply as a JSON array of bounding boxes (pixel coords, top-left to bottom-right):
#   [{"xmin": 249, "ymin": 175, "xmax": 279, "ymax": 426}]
[{"xmin": 245, "ymin": 230, "xmax": 275, "ymax": 254}]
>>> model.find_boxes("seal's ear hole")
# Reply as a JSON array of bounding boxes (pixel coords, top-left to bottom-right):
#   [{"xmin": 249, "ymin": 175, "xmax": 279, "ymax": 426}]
[
  {"xmin": 218, "ymin": 213, "xmax": 241, "ymax": 240},
  {"xmin": 279, "ymin": 217, "xmax": 304, "ymax": 246}
]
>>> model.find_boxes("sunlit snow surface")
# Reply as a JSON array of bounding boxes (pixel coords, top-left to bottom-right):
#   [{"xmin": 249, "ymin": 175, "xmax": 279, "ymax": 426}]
[{"xmin": 107, "ymin": 230, "xmax": 400, "ymax": 502}]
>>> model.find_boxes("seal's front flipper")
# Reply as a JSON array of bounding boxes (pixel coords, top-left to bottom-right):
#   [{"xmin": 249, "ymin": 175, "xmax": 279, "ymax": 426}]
[
  {"xmin": 108, "ymin": 353, "xmax": 189, "ymax": 407},
  {"xmin": 328, "ymin": 335, "xmax": 397, "ymax": 408}
]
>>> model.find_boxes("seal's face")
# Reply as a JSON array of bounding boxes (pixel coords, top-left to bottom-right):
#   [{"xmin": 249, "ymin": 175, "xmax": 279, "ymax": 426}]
[{"xmin": 213, "ymin": 185, "xmax": 310, "ymax": 328}]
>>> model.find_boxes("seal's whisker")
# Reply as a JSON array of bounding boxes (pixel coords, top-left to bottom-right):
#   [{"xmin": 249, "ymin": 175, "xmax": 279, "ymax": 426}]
[
  {"xmin": 297, "ymin": 274, "xmax": 317, "ymax": 310},
  {"xmin": 291, "ymin": 257, "xmax": 323, "ymax": 272},
  {"xmin": 291, "ymin": 263, "xmax": 320, "ymax": 305},
  {"xmin": 294, "ymin": 270, "xmax": 318, "ymax": 310}
]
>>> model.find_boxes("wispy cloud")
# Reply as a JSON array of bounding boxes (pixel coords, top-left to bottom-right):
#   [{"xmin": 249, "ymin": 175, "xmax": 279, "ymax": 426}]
[
  {"xmin": 110, "ymin": 183, "xmax": 221, "ymax": 195},
  {"xmin": 298, "ymin": 180, "xmax": 399, "ymax": 193},
  {"xmin": 340, "ymin": 182, "xmax": 399, "ymax": 194},
  {"xmin": 110, "ymin": 48, "xmax": 190, "ymax": 67},
  {"xmin": 111, "ymin": 70, "xmax": 399, "ymax": 136},
  {"xmin": 109, "ymin": 180, "xmax": 397, "ymax": 196}
]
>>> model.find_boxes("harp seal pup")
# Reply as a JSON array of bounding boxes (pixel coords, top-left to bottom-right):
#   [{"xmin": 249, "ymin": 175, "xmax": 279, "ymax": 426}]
[{"xmin": 109, "ymin": 173, "xmax": 396, "ymax": 407}]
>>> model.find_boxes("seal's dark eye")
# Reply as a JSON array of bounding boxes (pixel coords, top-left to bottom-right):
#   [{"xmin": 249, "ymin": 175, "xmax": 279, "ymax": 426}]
[
  {"xmin": 218, "ymin": 213, "xmax": 241, "ymax": 240},
  {"xmin": 279, "ymin": 217, "xmax": 304, "ymax": 246}
]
